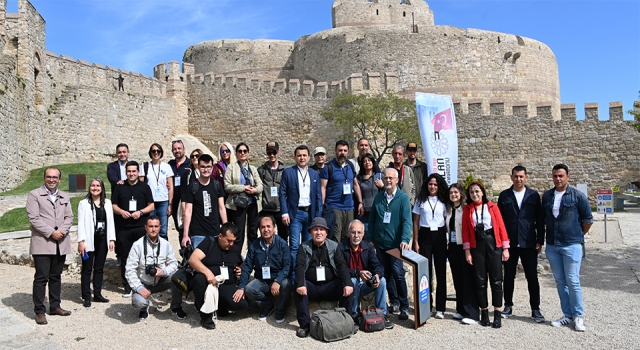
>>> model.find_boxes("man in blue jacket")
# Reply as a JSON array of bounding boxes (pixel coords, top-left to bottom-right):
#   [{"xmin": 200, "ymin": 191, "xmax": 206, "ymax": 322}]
[
  {"xmin": 498, "ymin": 166, "xmax": 546, "ymax": 323},
  {"xmin": 366, "ymin": 167, "xmax": 412, "ymax": 320},
  {"xmin": 542, "ymin": 164, "xmax": 593, "ymax": 332},
  {"xmin": 234, "ymin": 216, "xmax": 292, "ymax": 323},
  {"xmin": 339, "ymin": 220, "xmax": 394, "ymax": 329},
  {"xmin": 279, "ymin": 145, "xmax": 322, "ymax": 265}
]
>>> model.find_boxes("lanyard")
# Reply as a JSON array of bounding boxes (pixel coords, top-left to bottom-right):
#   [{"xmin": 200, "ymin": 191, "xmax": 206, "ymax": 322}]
[
  {"xmin": 474, "ymin": 203, "xmax": 484, "ymax": 226},
  {"xmin": 341, "ymin": 163, "xmax": 349, "ymax": 183},
  {"xmin": 449, "ymin": 205, "xmax": 460, "ymax": 242},
  {"xmin": 150, "ymin": 162, "xmax": 161, "ymax": 186},
  {"xmin": 261, "ymin": 239, "xmax": 271, "ymax": 266},
  {"xmin": 239, "ymin": 162, "xmax": 253, "ymax": 186},
  {"xmin": 427, "ymin": 197, "xmax": 438, "ymax": 219},
  {"xmin": 298, "ymin": 167, "xmax": 308, "ymax": 187}
]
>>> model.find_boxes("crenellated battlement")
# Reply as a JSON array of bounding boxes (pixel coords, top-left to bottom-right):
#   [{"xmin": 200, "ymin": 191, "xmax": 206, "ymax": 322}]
[{"xmin": 189, "ymin": 71, "xmax": 399, "ymax": 98}]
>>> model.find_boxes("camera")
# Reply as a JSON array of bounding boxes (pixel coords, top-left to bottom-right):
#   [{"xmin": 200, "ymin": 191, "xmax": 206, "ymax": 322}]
[
  {"xmin": 474, "ymin": 223, "xmax": 485, "ymax": 235},
  {"xmin": 145, "ymin": 265, "xmax": 158, "ymax": 277},
  {"xmin": 95, "ymin": 226, "xmax": 106, "ymax": 239},
  {"xmin": 365, "ymin": 273, "xmax": 377, "ymax": 287}
]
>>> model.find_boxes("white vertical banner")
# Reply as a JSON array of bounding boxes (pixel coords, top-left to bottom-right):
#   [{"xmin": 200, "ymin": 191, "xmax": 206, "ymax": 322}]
[{"xmin": 415, "ymin": 93, "xmax": 458, "ymax": 185}]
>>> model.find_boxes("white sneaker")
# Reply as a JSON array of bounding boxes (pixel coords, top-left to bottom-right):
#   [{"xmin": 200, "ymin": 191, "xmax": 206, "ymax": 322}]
[
  {"xmin": 551, "ymin": 316, "xmax": 574, "ymax": 327},
  {"xmin": 452, "ymin": 313, "xmax": 464, "ymax": 320},
  {"xmin": 574, "ymin": 317, "xmax": 585, "ymax": 332},
  {"xmin": 461, "ymin": 318, "xmax": 478, "ymax": 325},
  {"xmin": 435, "ymin": 311, "xmax": 444, "ymax": 319}
]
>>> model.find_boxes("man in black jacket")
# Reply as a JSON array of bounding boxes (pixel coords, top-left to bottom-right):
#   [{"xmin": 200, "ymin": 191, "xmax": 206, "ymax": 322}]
[
  {"xmin": 339, "ymin": 220, "xmax": 394, "ymax": 329},
  {"xmin": 497, "ymin": 166, "xmax": 546, "ymax": 323}
]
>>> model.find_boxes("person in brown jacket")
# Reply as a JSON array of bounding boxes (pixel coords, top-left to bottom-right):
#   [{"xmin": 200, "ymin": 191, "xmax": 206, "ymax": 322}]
[{"xmin": 26, "ymin": 167, "xmax": 74, "ymax": 325}]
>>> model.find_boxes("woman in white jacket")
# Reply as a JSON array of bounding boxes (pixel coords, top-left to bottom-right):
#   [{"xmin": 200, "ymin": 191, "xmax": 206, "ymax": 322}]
[{"xmin": 77, "ymin": 178, "xmax": 115, "ymax": 307}]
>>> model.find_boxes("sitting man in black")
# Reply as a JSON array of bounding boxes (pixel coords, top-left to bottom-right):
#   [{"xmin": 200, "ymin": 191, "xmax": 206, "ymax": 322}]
[
  {"xmin": 294, "ymin": 217, "xmax": 354, "ymax": 338},
  {"xmin": 189, "ymin": 222, "xmax": 248, "ymax": 329}
]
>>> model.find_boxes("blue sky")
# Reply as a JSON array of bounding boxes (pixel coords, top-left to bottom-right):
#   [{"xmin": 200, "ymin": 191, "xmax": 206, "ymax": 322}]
[{"xmin": 9, "ymin": 0, "xmax": 639, "ymax": 119}]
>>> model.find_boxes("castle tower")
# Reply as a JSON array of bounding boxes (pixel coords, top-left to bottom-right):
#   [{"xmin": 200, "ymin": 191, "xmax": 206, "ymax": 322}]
[{"xmin": 332, "ymin": 0, "xmax": 434, "ymax": 30}]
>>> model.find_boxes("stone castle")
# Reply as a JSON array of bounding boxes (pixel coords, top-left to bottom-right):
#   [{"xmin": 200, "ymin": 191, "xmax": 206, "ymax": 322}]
[{"xmin": 0, "ymin": 0, "xmax": 637, "ymax": 198}]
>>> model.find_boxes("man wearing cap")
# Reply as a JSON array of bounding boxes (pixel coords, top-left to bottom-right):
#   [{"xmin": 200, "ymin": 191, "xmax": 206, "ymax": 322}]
[
  {"xmin": 258, "ymin": 141, "xmax": 288, "ymax": 241},
  {"xmin": 168, "ymin": 140, "xmax": 191, "ymax": 243},
  {"xmin": 321, "ymin": 140, "xmax": 364, "ymax": 243},
  {"xmin": 388, "ymin": 145, "xmax": 415, "ymax": 205},
  {"xmin": 366, "ymin": 167, "xmax": 413, "ymax": 320},
  {"xmin": 280, "ymin": 145, "xmax": 323, "ymax": 265},
  {"xmin": 404, "ymin": 142, "xmax": 428, "ymax": 198},
  {"xmin": 310, "ymin": 147, "xmax": 326, "ymax": 172},
  {"xmin": 294, "ymin": 217, "xmax": 354, "ymax": 338}
]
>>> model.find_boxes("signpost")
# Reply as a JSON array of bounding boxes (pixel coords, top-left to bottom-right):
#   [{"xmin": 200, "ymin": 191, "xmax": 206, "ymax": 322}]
[{"xmin": 596, "ymin": 189, "xmax": 613, "ymax": 242}]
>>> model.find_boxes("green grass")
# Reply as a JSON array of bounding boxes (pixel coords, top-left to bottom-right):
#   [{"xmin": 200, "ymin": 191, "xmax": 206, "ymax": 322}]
[
  {"xmin": 0, "ymin": 196, "xmax": 83, "ymax": 233},
  {"xmin": 0, "ymin": 162, "xmax": 110, "ymax": 196}
]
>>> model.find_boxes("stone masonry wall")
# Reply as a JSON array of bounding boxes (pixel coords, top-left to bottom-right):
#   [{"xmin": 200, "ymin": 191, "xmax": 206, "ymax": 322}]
[{"xmin": 332, "ymin": 0, "xmax": 434, "ymax": 29}]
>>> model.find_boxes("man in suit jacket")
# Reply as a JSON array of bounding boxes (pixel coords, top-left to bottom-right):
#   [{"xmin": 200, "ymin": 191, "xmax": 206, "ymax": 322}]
[
  {"xmin": 279, "ymin": 145, "xmax": 322, "ymax": 265},
  {"xmin": 26, "ymin": 167, "xmax": 74, "ymax": 325},
  {"xmin": 497, "ymin": 165, "xmax": 546, "ymax": 323},
  {"xmin": 107, "ymin": 143, "xmax": 130, "ymax": 188}
]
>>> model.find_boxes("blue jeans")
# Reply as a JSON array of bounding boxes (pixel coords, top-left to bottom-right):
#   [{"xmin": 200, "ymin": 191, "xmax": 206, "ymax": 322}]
[
  {"xmin": 376, "ymin": 248, "xmax": 409, "ymax": 310},
  {"xmin": 350, "ymin": 276, "xmax": 388, "ymax": 315},
  {"xmin": 190, "ymin": 235, "xmax": 208, "ymax": 249},
  {"xmin": 245, "ymin": 278, "xmax": 292, "ymax": 314},
  {"xmin": 151, "ymin": 201, "xmax": 169, "ymax": 240},
  {"xmin": 546, "ymin": 243, "xmax": 584, "ymax": 318},
  {"xmin": 288, "ymin": 210, "xmax": 312, "ymax": 266}
]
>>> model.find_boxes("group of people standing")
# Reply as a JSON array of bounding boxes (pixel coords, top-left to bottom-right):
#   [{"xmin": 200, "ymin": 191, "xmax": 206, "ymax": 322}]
[{"xmin": 25, "ymin": 137, "xmax": 593, "ymax": 335}]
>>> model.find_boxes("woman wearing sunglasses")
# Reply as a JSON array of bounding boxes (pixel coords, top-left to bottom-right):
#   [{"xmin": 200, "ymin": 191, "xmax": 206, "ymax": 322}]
[
  {"xmin": 139, "ymin": 143, "xmax": 174, "ymax": 240},
  {"xmin": 214, "ymin": 142, "xmax": 236, "ymax": 201},
  {"xmin": 224, "ymin": 142, "xmax": 263, "ymax": 249}
]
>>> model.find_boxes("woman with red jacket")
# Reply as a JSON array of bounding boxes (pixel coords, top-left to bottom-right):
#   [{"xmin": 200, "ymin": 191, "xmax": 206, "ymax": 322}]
[{"xmin": 462, "ymin": 182, "xmax": 510, "ymax": 328}]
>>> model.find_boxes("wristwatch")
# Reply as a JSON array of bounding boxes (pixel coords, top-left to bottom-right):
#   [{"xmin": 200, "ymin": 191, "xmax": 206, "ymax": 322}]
[{"xmin": 139, "ymin": 210, "xmax": 144, "ymax": 216}]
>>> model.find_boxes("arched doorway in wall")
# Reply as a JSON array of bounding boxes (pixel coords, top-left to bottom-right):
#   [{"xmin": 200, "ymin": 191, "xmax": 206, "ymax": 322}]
[{"xmin": 33, "ymin": 51, "xmax": 45, "ymax": 113}]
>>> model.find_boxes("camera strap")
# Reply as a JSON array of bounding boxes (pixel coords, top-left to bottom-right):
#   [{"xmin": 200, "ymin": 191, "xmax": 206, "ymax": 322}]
[
  {"xmin": 90, "ymin": 200, "xmax": 106, "ymax": 234},
  {"xmin": 474, "ymin": 203, "xmax": 484, "ymax": 227},
  {"xmin": 144, "ymin": 235, "xmax": 161, "ymax": 284}
]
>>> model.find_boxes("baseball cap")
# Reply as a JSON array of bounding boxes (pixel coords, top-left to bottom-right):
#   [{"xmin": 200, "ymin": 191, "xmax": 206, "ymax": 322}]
[
  {"xmin": 266, "ymin": 141, "xmax": 279, "ymax": 152},
  {"xmin": 406, "ymin": 142, "xmax": 418, "ymax": 151},
  {"xmin": 313, "ymin": 147, "xmax": 326, "ymax": 156}
]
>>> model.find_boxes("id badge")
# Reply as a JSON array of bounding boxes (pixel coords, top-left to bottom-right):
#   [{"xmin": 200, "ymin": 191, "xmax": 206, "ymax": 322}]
[
  {"xmin": 270, "ymin": 187, "xmax": 278, "ymax": 197},
  {"xmin": 450, "ymin": 231, "xmax": 457, "ymax": 243},
  {"xmin": 97, "ymin": 221, "xmax": 105, "ymax": 230},
  {"xmin": 175, "ymin": 177, "xmax": 181, "ymax": 187},
  {"xmin": 316, "ymin": 266, "xmax": 326, "ymax": 282},
  {"xmin": 383, "ymin": 212, "xmax": 391, "ymax": 224},
  {"xmin": 155, "ymin": 186, "xmax": 162, "ymax": 197},
  {"xmin": 128, "ymin": 199, "xmax": 137, "ymax": 211},
  {"xmin": 219, "ymin": 266, "xmax": 229, "ymax": 280},
  {"xmin": 262, "ymin": 266, "xmax": 272, "ymax": 279},
  {"xmin": 343, "ymin": 183, "xmax": 351, "ymax": 195},
  {"xmin": 429, "ymin": 223, "xmax": 438, "ymax": 231}
]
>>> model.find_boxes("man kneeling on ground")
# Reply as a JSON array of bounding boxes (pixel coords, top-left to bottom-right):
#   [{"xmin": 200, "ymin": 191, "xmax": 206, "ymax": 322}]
[
  {"xmin": 125, "ymin": 215, "xmax": 181, "ymax": 320},
  {"xmin": 234, "ymin": 216, "xmax": 292, "ymax": 323},
  {"xmin": 189, "ymin": 222, "xmax": 247, "ymax": 329},
  {"xmin": 294, "ymin": 217, "xmax": 354, "ymax": 338},
  {"xmin": 339, "ymin": 219, "xmax": 394, "ymax": 329}
]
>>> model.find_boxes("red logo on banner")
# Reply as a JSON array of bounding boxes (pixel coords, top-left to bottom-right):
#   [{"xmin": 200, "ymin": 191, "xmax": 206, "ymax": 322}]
[{"xmin": 431, "ymin": 108, "xmax": 453, "ymax": 133}]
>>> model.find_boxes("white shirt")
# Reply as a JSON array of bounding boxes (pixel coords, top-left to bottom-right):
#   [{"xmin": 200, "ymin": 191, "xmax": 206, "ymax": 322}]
[
  {"xmin": 413, "ymin": 196, "xmax": 446, "ymax": 228},
  {"xmin": 119, "ymin": 160, "xmax": 127, "ymax": 181},
  {"xmin": 44, "ymin": 185, "xmax": 59, "ymax": 203},
  {"xmin": 385, "ymin": 188, "xmax": 397, "ymax": 204},
  {"xmin": 553, "ymin": 190, "xmax": 565, "ymax": 218},
  {"xmin": 297, "ymin": 166, "xmax": 311, "ymax": 207},
  {"xmin": 139, "ymin": 162, "xmax": 174, "ymax": 202},
  {"xmin": 513, "ymin": 189, "xmax": 525, "ymax": 209},
  {"xmin": 472, "ymin": 204, "xmax": 493, "ymax": 230}
]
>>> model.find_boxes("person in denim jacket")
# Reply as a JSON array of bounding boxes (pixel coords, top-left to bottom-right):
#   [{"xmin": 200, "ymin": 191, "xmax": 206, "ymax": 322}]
[{"xmin": 541, "ymin": 164, "xmax": 593, "ymax": 332}]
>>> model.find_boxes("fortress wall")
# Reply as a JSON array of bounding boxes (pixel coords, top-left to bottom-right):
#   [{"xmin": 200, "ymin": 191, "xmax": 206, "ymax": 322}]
[
  {"xmin": 332, "ymin": 0, "xmax": 434, "ymax": 29},
  {"xmin": 456, "ymin": 101, "xmax": 639, "ymax": 201},
  {"xmin": 183, "ymin": 39, "xmax": 295, "ymax": 80},
  {"xmin": 186, "ymin": 72, "xmax": 402, "ymax": 161},
  {"xmin": 293, "ymin": 25, "xmax": 560, "ymax": 118}
]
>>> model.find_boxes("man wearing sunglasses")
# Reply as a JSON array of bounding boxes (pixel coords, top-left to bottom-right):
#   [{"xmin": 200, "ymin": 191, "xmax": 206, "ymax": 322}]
[
  {"xmin": 168, "ymin": 140, "xmax": 191, "ymax": 243},
  {"xmin": 257, "ymin": 142, "xmax": 288, "ymax": 241}
]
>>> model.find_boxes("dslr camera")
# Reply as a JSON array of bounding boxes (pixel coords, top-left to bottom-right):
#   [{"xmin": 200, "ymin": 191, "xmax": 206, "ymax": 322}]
[
  {"xmin": 145, "ymin": 265, "xmax": 158, "ymax": 277},
  {"xmin": 95, "ymin": 226, "xmax": 106, "ymax": 239},
  {"xmin": 365, "ymin": 272, "xmax": 378, "ymax": 287}
]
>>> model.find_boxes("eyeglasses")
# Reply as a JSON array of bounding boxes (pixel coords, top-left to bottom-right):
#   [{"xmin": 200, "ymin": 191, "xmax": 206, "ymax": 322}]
[
  {"xmin": 150, "ymin": 149, "xmax": 161, "ymax": 154},
  {"xmin": 190, "ymin": 154, "xmax": 200, "ymax": 159},
  {"xmin": 237, "ymin": 149, "xmax": 248, "ymax": 154},
  {"xmin": 267, "ymin": 151, "xmax": 277, "ymax": 156},
  {"xmin": 220, "ymin": 149, "xmax": 230, "ymax": 154},
  {"xmin": 349, "ymin": 230, "xmax": 364, "ymax": 236},
  {"xmin": 171, "ymin": 140, "xmax": 182, "ymax": 145},
  {"xmin": 199, "ymin": 165, "xmax": 213, "ymax": 170},
  {"xmin": 315, "ymin": 153, "xmax": 325, "ymax": 157},
  {"xmin": 45, "ymin": 176, "xmax": 60, "ymax": 180},
  {"xmin": 383, "ymin": 177, "xmax": 397, "ymax": 180}
]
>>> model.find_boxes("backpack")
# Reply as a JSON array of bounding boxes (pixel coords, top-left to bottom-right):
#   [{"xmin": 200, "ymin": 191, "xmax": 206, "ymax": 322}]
[{"xmin": 309, "ymin": 307, "xmax": 355, "ymax": 342}]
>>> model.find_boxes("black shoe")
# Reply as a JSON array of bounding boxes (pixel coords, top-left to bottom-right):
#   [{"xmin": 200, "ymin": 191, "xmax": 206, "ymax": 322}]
[
  {"xmin": 296, "ymin": 328, "xmax": 309, "ymax": 338},
  {"xmin": 139, "ymin": 306, "xmax": 149, "ymax": 320},
  {"xmin": 531, "ymin": 309, "xmax": 546, "ymax": 323},
  {"xmin": 200, "ymin": 317, "xmax": 216, "ymax": 330},
  {"xmin": 83, "ymin": 299, "xmax": 91, "ymax": 308},
  {"xmin": 217, "ymin": 308, "xmax": 230, "ymax": 318},
  {"xmin": 492, "ymin": 310, "xmax": 502, "ymax": 328},
  {"xmin": 480, "ymin": 309, "xmax": 490, "ymax": 327},
  {"xmin": 389, "ymin": 304, "xmax": 400, "ymax": 314},
  {"xmin": 172, "ymin": 307, "xmax": 187, "ymax": 320},
  {"xmin": 501, "ymin": 306, "xmax": 512, "ymax": 319},
  {"xmin": 398, "ymin": 309, "xmax": 409, "ymax": 321},
  {"xmin": 384, "ymin": 315, "xmax": 395, "ymax": 329},
  {"xmin": 93, "ymin": 295, "xmax": 109, "ymax": 303}
]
